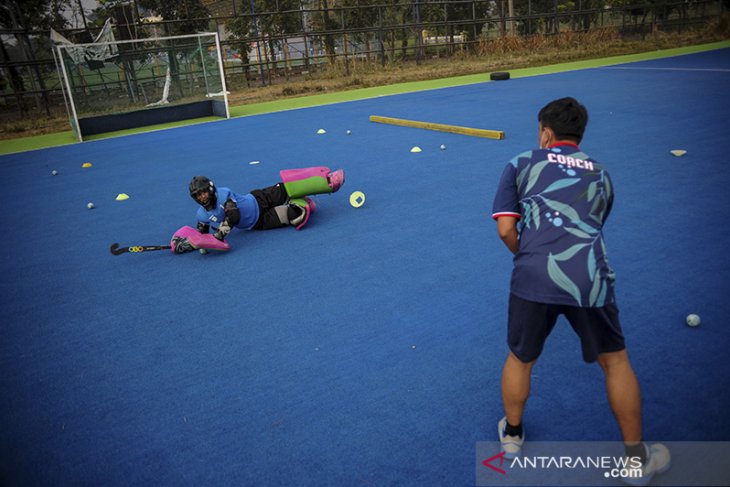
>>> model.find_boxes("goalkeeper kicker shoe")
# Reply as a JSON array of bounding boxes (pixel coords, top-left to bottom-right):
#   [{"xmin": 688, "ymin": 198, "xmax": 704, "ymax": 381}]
[
  {"xmin": 289, "ymin": 199, "xmax": 312, "ymax": 230},
  {"xmin": 327, "ymin": 169, "xmax": 345, "ymax": 192},
  {"xmin": 304, "ymin": 196, "xmax": 316, "ymax": 214}
]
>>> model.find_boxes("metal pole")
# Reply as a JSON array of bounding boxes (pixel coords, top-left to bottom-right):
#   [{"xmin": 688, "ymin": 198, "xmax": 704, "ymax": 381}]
[
  {"xmin": 300, "ymin": 0, "xmax": 310, "ymax": 70},
  {"xmin": 249, "ymin": 0, "xmax": 266, "ymax": 85},
  {"xmin": 51, "ymin": 46, "xmax": 73, "ymax": 133},
  {"xmin": 198, "ymin": 36, "xmax": 210, "ymax": 95},
  {"xmin": 415, "ymin": 0, "xmax": 422, "ymax": 64},
  {"xmin": 213, "ymin": 32, "xmax": 231, "ymax": 119},
  {"xmin": 56, "ymin": 45, "xmax": 83, "ymax": 142},
  {"xmin": 508, "ymin": 0, "xmax": 515, "ymax": 34},
  {"xmin": 378, "ymin": 5, "xmax": 385, "ymax": 66}
]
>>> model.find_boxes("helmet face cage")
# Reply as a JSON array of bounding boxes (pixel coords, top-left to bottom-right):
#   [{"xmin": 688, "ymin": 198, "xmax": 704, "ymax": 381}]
[{"xmin": 189, "ymin": 176, "xmax": 217, "ymax": 210}]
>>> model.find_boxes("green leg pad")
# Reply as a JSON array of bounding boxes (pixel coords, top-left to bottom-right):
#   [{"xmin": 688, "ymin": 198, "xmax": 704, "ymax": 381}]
[{"xmin": 283, "ymin": 176, "xmax": 332, "ymax": 199}]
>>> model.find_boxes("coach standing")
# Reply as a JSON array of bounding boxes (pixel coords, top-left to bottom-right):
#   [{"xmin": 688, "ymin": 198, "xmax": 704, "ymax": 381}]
[{"xmin": 490, "ymin": 97, "xmax": 669, "ymax": 486}]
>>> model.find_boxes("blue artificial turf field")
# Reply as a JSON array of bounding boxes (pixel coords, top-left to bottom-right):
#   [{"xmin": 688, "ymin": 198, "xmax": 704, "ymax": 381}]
[{"xmin": 1, "ymin": 48, "xmax": 729, "ymax": 486}]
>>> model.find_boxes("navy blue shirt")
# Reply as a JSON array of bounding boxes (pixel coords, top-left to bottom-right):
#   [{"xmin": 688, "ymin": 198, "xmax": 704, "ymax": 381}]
[
  {"xmin": 492, "ymin": 143, "xmax": 616, "ymax": 307},
  {"xmin": 196, "ymin": 187, "xmax": 260, "ymax": 231}
]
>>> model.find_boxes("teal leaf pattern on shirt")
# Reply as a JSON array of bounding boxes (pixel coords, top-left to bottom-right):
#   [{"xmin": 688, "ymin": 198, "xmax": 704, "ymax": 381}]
[
  {"xmin": 596, "ymin": 278, "xmax": 608, "ymax": 306},
  {"xmin": 520, "ymin": 201, "xmax": 532, "ymax": 229},
  {"xmin": 589, "ymin": 192, "xmax": 603, "ymax": 224},
  {"xmin": 515, "ymin": 152, "xmax": 612, "ymax": 307},
  {"xmin": 552, "ymin": 242, "xmax": 590, "ymax": 261},
  {"xmin": 541, "ymin": 196, "xmax": 581, "ymax": 223},
  {"xmin": 588, "ymin": 246, "xmax": 596, "ymax": 281},
  {"xmin": 574, "ymin": 219, "xmax": 599, "ymax": 235},
  {"xmin": 587, "ymin": 181, "xmax": 597, "ymax": 201},
  {"xmin": 530, "ymin": 200, "xmax": 541, "ymax": 230},
  {"xmin": 564, "ymin": 227, "xmax": 592, "ymax": 239},
  {"xmin": 524, "ymin": 160, "xmax": 550, "ymax": 194},
  {"xmin": 547, "ymin": 254, "xmax": 583, "ymax": 305},
  {"xmin": 543, "ymin": 178, "xmax": 581, "ymax": 194},
  {"xmin": 514, "ymin": 152, "xmax": 534, "ymax": 187},
  {"xmin": 516, "ymin": 166, "xmax": 529, "ymax": 189},
  {"xmin": 589, "ymin": 271, "xmax": 602, "ymax": 306}
]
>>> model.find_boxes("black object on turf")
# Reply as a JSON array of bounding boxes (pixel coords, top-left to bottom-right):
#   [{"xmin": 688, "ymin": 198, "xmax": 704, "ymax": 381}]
[
  {"xmin": 110, "ymin": 243, "xmax": 172, "ymax": 255},
  {"xmin": 490, "ymin": 71, "xmax": 510, "ymax": 81}
]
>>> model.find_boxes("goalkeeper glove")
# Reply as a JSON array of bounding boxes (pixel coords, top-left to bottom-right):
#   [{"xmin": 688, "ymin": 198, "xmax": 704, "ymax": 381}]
[
  {"xmin": 214, "ymin": 220, "xmax": 231, "ymax": 241},
  {"xmin": 172, "ymin": 236, "xmax": 195, "ymax": 254}
]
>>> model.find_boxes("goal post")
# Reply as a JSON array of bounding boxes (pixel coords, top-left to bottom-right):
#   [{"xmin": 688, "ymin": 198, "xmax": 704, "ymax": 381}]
[{"xmin": 53, "ymin": 31, "xmax": 230, "ymax": 141}]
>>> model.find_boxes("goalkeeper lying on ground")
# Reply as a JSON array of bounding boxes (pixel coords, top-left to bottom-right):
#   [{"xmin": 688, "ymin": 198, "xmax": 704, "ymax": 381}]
[{"xmin": 173, "ymin": 167, "xmax": 345, "ymax": 254}]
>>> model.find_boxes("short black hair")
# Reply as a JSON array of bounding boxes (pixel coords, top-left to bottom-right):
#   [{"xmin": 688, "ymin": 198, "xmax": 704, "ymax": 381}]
[{"xmin": 538, "ymin": 97, "xmax": 588, "ymax": 144}]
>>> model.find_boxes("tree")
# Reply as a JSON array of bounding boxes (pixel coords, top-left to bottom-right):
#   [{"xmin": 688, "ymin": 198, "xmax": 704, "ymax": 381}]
[
  {"xmin": 138, "ymin": 0, "xmax": 211, "ymax": 35},
  {"xmin": 342, "ymin": 0, "xmax": 381, "ymax": 62},
  {"xmin": 0, "ymin": 0, "xmax": 71, "ymax": 116},
  {"xmin": 92, "ymin": 0, "xmax": 211, "ymax": 35},
  {"xmin": 309, "ymin": 0, "xmax": 341, "ymax": 64},
  {"xmin": 253, "ymin": 0, "xmax": 302, "ymax": 77},
  {"xmin": 0, "ymin": 0, "xmax": 71, "ymax": 32},
  {"xmin": 225, "ymin": 7, "xmax": 255, "ymax": 85},
  {"xmin": 512, "ymin": 0, "xmax": 581, "ymax": 34}
]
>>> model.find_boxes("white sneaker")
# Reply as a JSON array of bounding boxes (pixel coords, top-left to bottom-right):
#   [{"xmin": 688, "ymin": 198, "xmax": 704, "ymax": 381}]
[
  {"xmin": 622, "ymin": 443, "xmax": 670, "ymax": 486},
  {"xmin": 498, "ymin": 416, "xmax": 524, "ymax": 459}
]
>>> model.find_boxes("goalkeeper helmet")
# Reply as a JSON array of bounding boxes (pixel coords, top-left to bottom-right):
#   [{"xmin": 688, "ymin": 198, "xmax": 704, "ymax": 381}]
[{"xmin": 189, "ymin": 176, "xmax": 217, "ymax": 211}]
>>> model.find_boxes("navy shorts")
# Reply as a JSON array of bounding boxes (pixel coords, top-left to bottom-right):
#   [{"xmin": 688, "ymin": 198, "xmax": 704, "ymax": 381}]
[{"xmin": 507, "ymin": 293, "xmax": 626, "ymax": 363}]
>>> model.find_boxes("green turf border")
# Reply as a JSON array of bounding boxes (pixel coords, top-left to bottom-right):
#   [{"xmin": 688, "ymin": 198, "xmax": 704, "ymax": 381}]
[{"xmin": 1, "ymin": 40, "xmax": 728, "ymax": 156}]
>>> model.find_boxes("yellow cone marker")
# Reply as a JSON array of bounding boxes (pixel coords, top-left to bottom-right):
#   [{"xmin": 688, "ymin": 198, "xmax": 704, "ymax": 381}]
[
  {"xmin": 115, "ymin": 193, "xmax": 129, "ymax": 201},
  {"xmin": 317, "ymin": 129, "xmax": 326, "ymax": 134},
  {"xmin": 670, "ymin": 149, "xmax": 687, "ymax": 157},
  {"xmin": 410, "ymin": 146, "xmax": 422, "ymax": 153},
  {"xmin": 349, "ymin": 191, "xmax": 365, "ymax": 208},
  {"xmin": 82, "ymin": 162, "xmax": 92, "ymax": 168}
]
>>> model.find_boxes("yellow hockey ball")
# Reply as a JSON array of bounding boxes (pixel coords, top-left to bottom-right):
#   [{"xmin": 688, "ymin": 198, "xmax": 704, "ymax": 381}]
[{"xmin": 349, "ymin": 191, "xmax": 365, "ymax": 208}]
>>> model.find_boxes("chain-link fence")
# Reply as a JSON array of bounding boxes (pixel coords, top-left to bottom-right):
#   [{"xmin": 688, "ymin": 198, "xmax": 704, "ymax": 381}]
[{"xmin": 0, "ymin": 0, "xmax": 725, "ymax": 121}]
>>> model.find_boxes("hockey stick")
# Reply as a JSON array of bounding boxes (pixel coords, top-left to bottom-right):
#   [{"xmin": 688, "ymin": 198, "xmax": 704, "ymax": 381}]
[{"xmin": 110, "ymin": 243, "xmax": 172, "ymax": 255}]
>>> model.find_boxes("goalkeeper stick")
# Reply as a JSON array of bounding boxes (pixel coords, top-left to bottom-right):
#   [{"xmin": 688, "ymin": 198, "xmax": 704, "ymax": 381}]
[{"xmin": 110, "ymin": 243, "xmax": 171, "ymax": 255}]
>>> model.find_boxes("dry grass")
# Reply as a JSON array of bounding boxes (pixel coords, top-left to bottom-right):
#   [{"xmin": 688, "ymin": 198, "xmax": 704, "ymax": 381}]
[
  {"xmin": 2, "ymin": 18, "xmax": 728, "ymax": 141},
  {"xmin": 0, "ymin": 111, "xmax": 70, "ymax": 139}
]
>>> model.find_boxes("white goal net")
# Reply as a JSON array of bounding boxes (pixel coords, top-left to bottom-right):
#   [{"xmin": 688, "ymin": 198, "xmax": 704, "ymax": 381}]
[{"xmin": 53, "ymin": 29, "xmax": 229, "ymax": 141}]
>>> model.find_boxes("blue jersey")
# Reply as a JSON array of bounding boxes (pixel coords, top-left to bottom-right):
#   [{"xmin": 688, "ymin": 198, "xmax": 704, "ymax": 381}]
[
  {"xmin": 491, "ymin": 143, "xmax": 616, "ymax": 307},
  {"xmin": 196, "ymin": 187, "xmax": 260, "ymax": 231}
]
